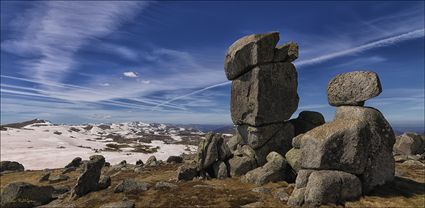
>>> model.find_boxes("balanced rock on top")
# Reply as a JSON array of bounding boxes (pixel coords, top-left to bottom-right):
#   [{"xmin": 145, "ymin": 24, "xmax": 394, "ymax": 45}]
[
  {"xmin": 224, "ymin": 32, "xmax": 279, "ymax": 80},
  {"xmin": 327, "ymin": 71, "xmax": 382, "ymax": 106}
]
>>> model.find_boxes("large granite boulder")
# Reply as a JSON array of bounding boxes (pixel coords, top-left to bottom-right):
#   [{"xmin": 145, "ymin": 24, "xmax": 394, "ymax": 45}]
[
  {"xmin": 299, "ymin": 106, "xmax": 395, "ymax": 193},
  {"xmin": 299, "ymin": 119, "xmax": 369, "ymax": 174},
  {"xmin": 0, "ymin": 161, "xmax": 24, "ymax": 173},
  {"xmin": 231, "ymin": 62, "xmax": 298, "ymax": 126},
  {"xmin": 70, "ymin": 155, "xmax": 105, "ymax": 198},
  {"xmin": 224, "ymin": 32, "xmax": 279, "ymax": 80},
  {"xmin": 394, "ymin": 132, "xmax": 425, "ymax": 155},
  {"xmin": 327, "ymin": 71, "xmax": 382, "ymax": 106},
  {"xmin": 0, "ymin": 182, "xmax": 55, "ymax": 208},
  {"xmin": 241, "ymin": 152, "xmax": 288, "ymax": 185},
  {"xmin": 290, "ymin": 111, "xmax": 325, "ymax": 136}
]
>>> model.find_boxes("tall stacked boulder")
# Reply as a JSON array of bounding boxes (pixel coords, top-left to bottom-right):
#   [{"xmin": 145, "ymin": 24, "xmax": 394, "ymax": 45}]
[
  {"xmin": 226, "ymin": 32, "xmax": 299, "ymax": 170},
  {"xmin": 179, "ymin": 32, "xmax": 301, "ymax": 182},
  {"xmin": 288, "ymin": 71, "xmax": 396, "ymax": 206}
]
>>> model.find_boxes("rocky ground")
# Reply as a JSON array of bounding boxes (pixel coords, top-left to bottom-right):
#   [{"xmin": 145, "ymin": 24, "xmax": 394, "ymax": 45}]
[{"xmin": 0, "ymin": 155, "xmax": 424, "ymax": 208}]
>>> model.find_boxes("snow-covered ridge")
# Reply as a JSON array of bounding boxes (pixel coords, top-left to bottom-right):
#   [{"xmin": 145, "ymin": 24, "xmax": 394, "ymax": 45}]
[{"xmin": 0, "ymin": 120, "xmax": 204, "ymax": 170}]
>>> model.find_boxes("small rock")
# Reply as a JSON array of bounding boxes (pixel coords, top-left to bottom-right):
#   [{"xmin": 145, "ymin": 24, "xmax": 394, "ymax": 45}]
[
  {"xmin": 251, "ymin": 187, "xmax": 271, "ymax": 194},
  {"xmin": 39, "ymin": 172, "xmax": 51, "ymax": 182},
  {"xmin": 241, "ymin": 152, "xmax": 288, "ymax": 185},
  {"xmin": 229, "ymin": 155, "xmax": 257, "ymax": 177},
  {"xmin": 114, "ymin": 179, "xmax": 151, "ymax": 193},
  {"xmin": 64, "ymin": 157, "xmax": 82, "ymax": 168},
  {"xmin": 49, "ymin": 175, "xmax": 70, "ymax": 183},
  {"xmin": 145, "ymin": 156, "xmax": 158, "ymax": 167},
  {"xmin": 401, "ymin": 160, "xmax": 425, "ymax": 167},
  {"xmin": 100, "ymin": 200, "xmax": 135, "ymax": 208},
  {"xmin": 274, "ymin": 188, "xmax": 289, "ymax": 201},
  {"xmin": 52, "ymin": 185, "xmax": 70, "ymax": 197},
  {"xmin": 135, "ymin": 160, "xmax": 144, "ymax": 166},
  {"xmin": 155, "ymin": 181, "xmax": 178, "ymax": 190},
  {"xmin": 62, "ymin": 167, "xmax": 76, "ymax": 174},
  {"xmin": 241, "ymin": 202, "xmax": 265, "ymax": 208},
  {"xmin": 98, "ymin": 176, "xmax": 111, "ymax": 190},
  {"xmin": 166, "ymin": 156, "xmax": 183, "ymax": 164},
  {"xmin": 176, "ymin": 165, "xmax": 198, "ymax": 181},
  {"xmin": 119, "ymin": 160, "xmax": 127, "ymax": 166},
  {"xmin": 394, "ymin": 132, "xmax": 425, "ymax": 156}
]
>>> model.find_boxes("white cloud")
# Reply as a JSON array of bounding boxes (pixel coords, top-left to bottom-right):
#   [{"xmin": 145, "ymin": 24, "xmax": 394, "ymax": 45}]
[
  {"xmin": 1, "ymin": 1, "xmax": 148, "ymax": 84},
  {"xmin": 100, "ymin": 83, "xmax": 110, "ymax": 87},
  {"xmin": 123, "ymin": 71, "xmax": 138, "ymax": 78}
]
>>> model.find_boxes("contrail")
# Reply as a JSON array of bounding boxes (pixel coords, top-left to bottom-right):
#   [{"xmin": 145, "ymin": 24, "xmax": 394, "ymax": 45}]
[
  {"xmin": 152, "ymin": 81, "xmax": 231, "ymax": 110},
  {"xmin": 296, "ymin": 28, "xmax": 424, "ymax": 67},
  {"xmin": 153, "ymin": 28, "xmax": 424, "ymax": 107}
]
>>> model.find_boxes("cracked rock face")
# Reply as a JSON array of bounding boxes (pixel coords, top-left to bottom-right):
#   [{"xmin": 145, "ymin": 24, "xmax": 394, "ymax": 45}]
[
  {"xmin": 327, "ymin": 71, "xmax": 382, "ymax": 106},
  {"xmin": 230, "ymin": 62, "xmax": 299, "ymax": 126}
]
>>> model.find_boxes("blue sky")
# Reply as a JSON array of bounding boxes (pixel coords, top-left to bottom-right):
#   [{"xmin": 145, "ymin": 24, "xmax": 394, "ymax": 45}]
[{"xmin": 1, "ymin": 1, "xmax": 424, "ymax": 129}]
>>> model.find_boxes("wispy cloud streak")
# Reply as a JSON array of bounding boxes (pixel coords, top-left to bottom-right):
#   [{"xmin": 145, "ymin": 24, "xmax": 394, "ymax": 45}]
[{"xmin": 296, "ymin": 29, "xmax": 424, "ymax": 67}]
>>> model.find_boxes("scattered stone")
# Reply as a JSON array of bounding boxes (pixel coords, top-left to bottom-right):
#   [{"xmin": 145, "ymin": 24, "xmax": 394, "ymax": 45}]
[
  {"xmin": 135, "ymin": 160, "xmax": 144, "ymax": 166},
  {"xmin": 274, "ymin": 188, "xmax": 290, "ymax": 201},
  {"xmin": 145, "ymin": 156, "xmax": 158, "ymax": 167},
  {"xmin": 70, "ymin": 155, "xmax": 105, "ymax": 198},
  {"xmin": 98, "ymin": 176, "xmax": 111, "ymax": 190},
  {"xmin": 401, "ymin": 160, "xmax": 425, "ymax": 167},
  {"xmin": 0, "ymin": 161, "xmax": 24, "ymax": 172},
  {"xmin": 155, "ymin": 181, "xmax": 178, "ymax": 190},
  {"xmin": 0, "ymin": 182, "xmax": 55, "ymax": 208},
  {"xmin": 327, "ymin": 71, "xmax": 382, "ymax": 106},
  {"xmin": 394, "ymin": 132, "xmax": 425, "ymax": 156},
  {"xmin": 100, "ymin": 200, "xmax": 135, "ymax": 208},
  {"xmin": 224, "ymin": 32, "xmax": 279, "ymax": 80},
  {"xmin": 64, "ymin": 157, "xmax": 82, "ymax": 169},
  {"xmin": 230, "ymin": 62, "xmax": 299, "ymax": 126},
  {"xmin": 241, "ymin": 152, "xmax": 288, "ymax": 185},
  {"xmin": 241, "ymin": 201, "xmax": 265, "ymax": 208},
  {"xmin": 52, "ymin": 185, "xmax": 70, "ymax": 197},
  {"xmin": 49, "ymin": 175, "xmax": 70, "ymax": 183},
  {"xmin": 166, "ymin": 156, "xmax": 183, "ymax": 164},
  {"xmin": 176, "ymin": 164, "xmax": 198, "ymax": 181},
  {"xmin": 39, "ymin": 172, "xmax": 51, "ymax": 182},
  {"xmin": 287, "ymin": 187, "xmax": 305, "ymax": 206},
  {"xmin": 251, "ymin": 187, "xmax": 271, "ymax": 194},
  {"xmin": 114, "ymin": 179, "xmax": 151, "ymax": 193},
  {"xmin": 62, "ymin": 167, "xmax": 76, "ymax": 174},
  {"xmin": 119, "ymin": 160, "xmax": 127, "ymax": 166}
]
